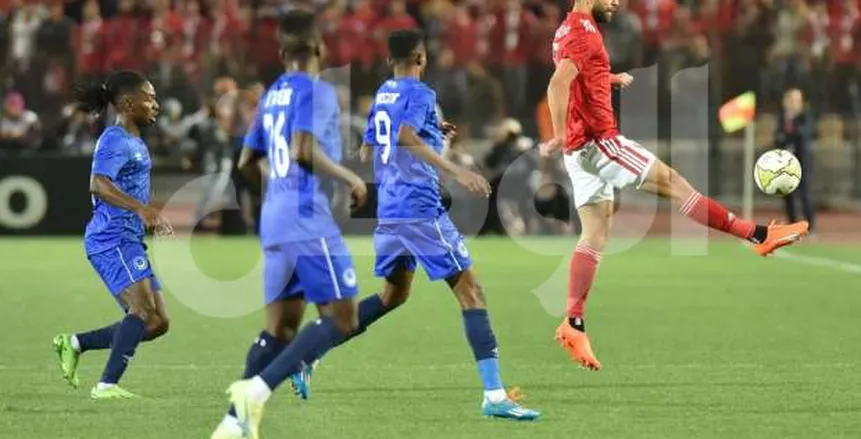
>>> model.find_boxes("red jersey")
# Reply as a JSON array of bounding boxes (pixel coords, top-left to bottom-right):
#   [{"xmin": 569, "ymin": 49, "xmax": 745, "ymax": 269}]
[{"xmin": 552, "ymin": 12, "xmax": 618, "ymax": 151}]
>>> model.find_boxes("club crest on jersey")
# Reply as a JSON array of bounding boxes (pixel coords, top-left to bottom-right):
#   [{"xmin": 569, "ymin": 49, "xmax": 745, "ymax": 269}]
[
  {"xmin": 581, "ymin": 19, "xmax": 597, "ymax": 33},
  {"xmin": 133, "ymin": 256, "xmax": 148, "ymax": 271},
  {"xmin": 342, "ymin": 268, "xmax": 357, "ymax": 288}
]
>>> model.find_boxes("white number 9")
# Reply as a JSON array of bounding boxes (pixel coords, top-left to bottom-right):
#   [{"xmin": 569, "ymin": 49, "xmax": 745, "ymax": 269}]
[
  {"xmin": 263, "ymin": 112, "xmax": 290, "ymax": 178},
  {"xmin": 374, "ymin": 111, "xmax": 392, "ymax": 164}
]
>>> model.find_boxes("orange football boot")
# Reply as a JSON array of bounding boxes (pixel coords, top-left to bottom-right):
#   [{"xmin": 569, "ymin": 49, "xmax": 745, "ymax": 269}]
[
  {"xmin": 753, "ymin": 220, "xmax": 809, "ymax": 257},
  {"xmin": 555, "ymin": 320, "xmax": 601, "ymax": 371}
]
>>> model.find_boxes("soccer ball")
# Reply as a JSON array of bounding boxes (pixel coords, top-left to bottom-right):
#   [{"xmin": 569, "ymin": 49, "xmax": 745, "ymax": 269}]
[{"xmin": 753, "ymin": 149, "xmax": 802, "ymax": 196}]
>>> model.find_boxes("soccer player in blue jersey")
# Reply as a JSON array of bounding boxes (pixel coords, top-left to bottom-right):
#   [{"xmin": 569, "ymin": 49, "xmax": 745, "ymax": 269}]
[
  {"xmin": 53, "ymin": 71, "xmax": 173, "ymax": 399},
  {"xmin": 291, "ymin": 29, "xmax": 542, "ymax": 421},
  {"xmin": 211, "ymin": 11, "xmax": 369, "ymax": 439}
]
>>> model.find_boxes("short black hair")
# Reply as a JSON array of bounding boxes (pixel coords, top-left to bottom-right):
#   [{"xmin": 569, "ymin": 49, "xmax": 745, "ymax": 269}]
[
  {"xmin": 388, "ymin": 29, "xmax": 425, "ymax": 62},
  {"xmin": 77, "ymin": 70, "xmax": 147, "ymax": 114},
  {"xmin": 278, "ymin": 9, "xmax": 319, "ymax": 59}
]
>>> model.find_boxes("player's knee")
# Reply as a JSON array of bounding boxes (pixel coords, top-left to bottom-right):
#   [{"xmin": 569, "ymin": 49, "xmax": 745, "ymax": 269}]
[
  {"xmin": 127, "ymin": 303, "xmax": 158, "ymax": 326},
  {"xmin": 455, "ymin": 280, "xmax": 487, "ymax": 310},
  {"xmin": 380, "ymin": 287, "xmax": 410, "ymax": 309},
  {"xmin": 667, "ymin": 168, "xmax": 693, "ymax": 202},
  {"xmin": 147, "ymin": 315, "xmax": 170, "ymax": 339},
  {"xmin": 267, "ymin": 326, "xmax": 296, "ymax": 344},
  {"xmin": 332, "ymin": 314, "xmax": 359, "ymax": 336},
  {"xmin": 578, "ymin": 232, "xmax": 608, "ymax": 253}
]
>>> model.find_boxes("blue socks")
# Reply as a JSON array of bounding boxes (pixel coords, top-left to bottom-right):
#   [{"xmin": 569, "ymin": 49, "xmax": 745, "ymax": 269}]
[
  {"xmin": 352, "ymin": 294, "xmax": 389, "ymax": 337},
  {"xmin": 76, "ymin": 322, "xmax": 120, "ymax": 352},
  {"xmin": 228, "ymin": 331, "xmax": 287, "ymax": 417},
  {"xmin": 100, "ymin": 314, "xmax": 146, "ymax": 384},
  {"xmin": 302, "ymin": 294, "xmax": 392, "ymax": 366},
  {"xmin": 259, "ymin": 316, "xmax": 346, "ymax": 391},
  {"xmin": 463, "ymin": 309, "xmax": 504, "ymax": 391}
]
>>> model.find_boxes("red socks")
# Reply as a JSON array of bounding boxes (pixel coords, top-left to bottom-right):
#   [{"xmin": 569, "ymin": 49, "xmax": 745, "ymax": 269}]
[
  {"xmin": 567, "ymin": 245, "xmax": 601, "ymax": 319},
  {"xmin": 679, "ymin": 192, "xmax": 755, "ymax": 240}
]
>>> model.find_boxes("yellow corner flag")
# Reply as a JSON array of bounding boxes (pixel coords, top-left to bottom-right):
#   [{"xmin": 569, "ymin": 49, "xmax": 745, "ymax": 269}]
[{"xmin": 719, "ymin": 92, "xmax": 757, "ymax": 133}]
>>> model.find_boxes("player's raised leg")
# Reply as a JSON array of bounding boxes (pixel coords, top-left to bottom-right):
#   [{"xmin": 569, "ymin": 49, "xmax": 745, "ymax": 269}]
[
  {"xmin": 554, "ymin": 199, "xmax": 612, "ymax": 371},
  {"xmin": 639, "ymin": 152, "xmax": 809, "ymax": 255}
]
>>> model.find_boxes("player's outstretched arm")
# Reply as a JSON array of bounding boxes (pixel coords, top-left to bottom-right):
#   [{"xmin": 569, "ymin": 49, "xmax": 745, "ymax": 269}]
[
  {"xmin": 293, "ymin": 131, "xmax": 368, "ymax": 207},
  {"xmin": 397, "ymin": 125, "xmax": 490, "ymax": 197},
  {"xmin": 90, "ymin": 175, "xmax": 173, "ymax": 236}
]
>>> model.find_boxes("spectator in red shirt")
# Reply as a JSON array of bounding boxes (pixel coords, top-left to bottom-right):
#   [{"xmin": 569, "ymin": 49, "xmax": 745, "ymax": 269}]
[
  {"xmin": 104, "ymin": 0, "xmax": 143, "ymax": 72},
  {"xmin": 445, "ymin": 1, "xmax": 480, "ymax": 68},
  {"xmin": 630, "ymin": 0, "xmax": 678, "ymax": 65},
  {"xmin": 339, "ymin": 0, "xmax": 376, "ymax": 67},
  {"xmin": 176, "ymin": 0, "xmax": 210, "ymax": 80},
  {"xmin": 143, "ymin": 0, "xmax": 182, "ymax": 71},
  {"xmin": 339, "ymin": 0, "xmax": 378, "ymax": 96},
  {"xmin": 526, "ymin": 1, "xmax": 561, "ymax": 136},
  {"xmin": 828, "ymin": 0, "xmax": 861, "ymax": 114},
  {"xmin": 319, "ymin": 1, "xmax": 346, "ymax": 66},
  {"xmin": 373, "ymin": 0, "xmax": 418, "ymax": 62},
  {"xmin": 74, "ymin": 0, "xmax": 105, "ymax": 83},
  {"xmin": 485, "ymin": 0, "xmax": 535, "ymax": 120}
]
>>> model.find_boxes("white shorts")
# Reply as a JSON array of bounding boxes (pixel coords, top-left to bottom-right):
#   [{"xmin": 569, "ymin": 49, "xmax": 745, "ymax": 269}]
[{"xmin": 563, "ymin": 135, "xmax": 657, "ymax": 209}]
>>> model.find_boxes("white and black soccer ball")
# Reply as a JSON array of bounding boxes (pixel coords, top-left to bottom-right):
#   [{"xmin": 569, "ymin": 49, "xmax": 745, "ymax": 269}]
[{"xmin": 753, "ymin": 149, "xmax": 802, "ymax": 196}]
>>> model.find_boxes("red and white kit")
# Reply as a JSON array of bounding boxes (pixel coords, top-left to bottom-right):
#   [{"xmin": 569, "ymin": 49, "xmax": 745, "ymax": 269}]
[{"xmin": 552, "ymin": 11, "xmax": 656, "ymax": 208}]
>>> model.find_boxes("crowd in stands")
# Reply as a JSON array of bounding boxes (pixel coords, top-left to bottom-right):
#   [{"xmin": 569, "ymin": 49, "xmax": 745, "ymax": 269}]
[
  {"xmin": 0, "ymin": 0, "xmax": 858, "ymax": 233},
  {"xmin": 0, "ymin": 0, "xmax": 857, "ymax": 155}
]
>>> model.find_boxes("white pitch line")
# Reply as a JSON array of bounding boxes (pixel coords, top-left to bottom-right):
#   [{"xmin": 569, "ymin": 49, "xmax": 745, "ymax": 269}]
[{"xmin": 774, "ymin": 251, "xmax": 861, "ymax": 275}]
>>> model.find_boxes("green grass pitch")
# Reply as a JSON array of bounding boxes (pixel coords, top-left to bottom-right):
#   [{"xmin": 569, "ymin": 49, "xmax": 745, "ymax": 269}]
[{"xmin": 1, "ymin": 236, "xmax": 860, "ymax": 438}]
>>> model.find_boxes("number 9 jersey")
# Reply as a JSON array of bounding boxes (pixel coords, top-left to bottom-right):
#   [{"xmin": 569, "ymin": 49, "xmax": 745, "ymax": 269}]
[
  {"xmin": 363, "ymin": 77, "xmax": 446, "ymax": 223},
  {"xmin": 244, "ymin": 72, "xmax": 343, "ymax": 247}
]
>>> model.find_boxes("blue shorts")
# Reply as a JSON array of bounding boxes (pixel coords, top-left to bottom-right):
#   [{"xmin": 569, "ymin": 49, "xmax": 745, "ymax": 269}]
[
  {"xmin": 263, "ymin": 236, "xmax": 359, "ymax": 305},
  {"xmin": 88, "ymin": 242, "xmax": 162, "ymax": 305},
  {"xmin": 374, "ymin": 214, "xmax": 472, "ymax": 281}
]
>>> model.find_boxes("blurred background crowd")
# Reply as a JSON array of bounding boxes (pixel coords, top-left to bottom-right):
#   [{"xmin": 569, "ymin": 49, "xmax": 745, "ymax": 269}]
[{"xmin": 0, "ymin": 0, "xmax": 859, "ymax": 235}]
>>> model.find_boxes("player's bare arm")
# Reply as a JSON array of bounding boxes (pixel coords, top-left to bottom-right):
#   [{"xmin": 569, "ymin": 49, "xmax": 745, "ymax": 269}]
[
  {"xmin": 237, "ymin": 147, "xmax": 268, "ymax": 190},
  {"xmin": 397, "ymin": 124, "xmax": 490, "ymax": 197},
  {"xmin": 542, "ymin": 58, "xmax": 579, "ymax": 156},
  {"xmin": 292, "ymin": 131, "xmax": 368, "ymax": 208},
  {"xmin": 90, "ymin": 174, "xmax": 173, "ymax": 237}
]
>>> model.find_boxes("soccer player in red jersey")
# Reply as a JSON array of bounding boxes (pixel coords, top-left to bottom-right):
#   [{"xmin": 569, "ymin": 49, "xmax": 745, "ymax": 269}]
[{"xmin": 541, "ymin": 0, "xmax": 809, "ymax": 371}]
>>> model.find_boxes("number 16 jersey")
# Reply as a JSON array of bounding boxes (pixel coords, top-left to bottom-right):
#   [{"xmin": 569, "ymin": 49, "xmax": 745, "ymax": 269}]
[
  {"xmin": 363, "ymin": 77, "xmax": 445, "ymax": 223},
  {"xmin": 245, "ymin": 72, "xmax": 342, "ymax": 246}
]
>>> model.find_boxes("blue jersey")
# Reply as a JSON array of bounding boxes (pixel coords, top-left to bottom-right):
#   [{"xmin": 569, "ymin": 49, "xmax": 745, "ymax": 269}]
[
  {"xmin": 84, "ymin": 126, "xmax": 151, "ymax": 255},
  {"xmin": 364, "ymin": 77, "xmax": 445, "ymax": 223},
  {"xmin": 245, "ymin": 72, "xmax": 343, "ymax": 246}
]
